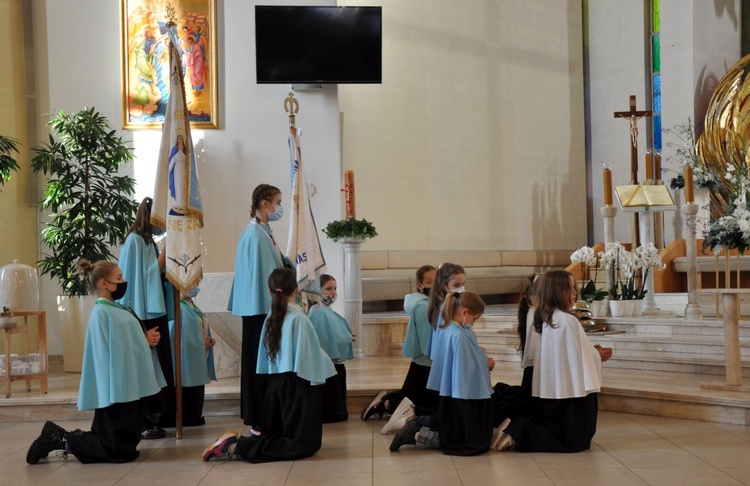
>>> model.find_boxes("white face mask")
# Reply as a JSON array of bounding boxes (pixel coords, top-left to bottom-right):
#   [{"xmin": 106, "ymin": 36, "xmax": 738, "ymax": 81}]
[
  {"xmin": 321, "ymin": 294, "xmax": 337, "ymax": 306},
  {"xmin": 267, "ymin": 204, "xmax": 284, "ymax": 222},
  {"xmin": 450, "ymin": 286, "xmax": 465, "ymax": 295}
]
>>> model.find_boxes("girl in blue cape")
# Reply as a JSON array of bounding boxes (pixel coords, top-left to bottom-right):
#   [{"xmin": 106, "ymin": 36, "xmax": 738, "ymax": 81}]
[
  {"xmin": 228, "ymin": 184, "xmax": 289, "ymax": 431},
  {"xmin": 118, "ymin": 197, "xmax": 172, "ymax": 439},
  {"xmin": 362, "ymin": 264, "xmax": 464, "ymax": 424},
  {"xmin": 27, "ymin": 259, "xmax": 162, "ymax": 465},
  {"xmin": 495, "ymin": 271, "xmax": 613, "ymax": 453},
  {"xmin": 308, "ymin": 274, "xmax": 354, "ymax": 423},
  {"xmin": 167, "ymin": 287, "xmax": 217, "ymax": 426},
  {"xmin": 204, "ymin": 268, "xmax": 336, "ymax": 463},
  {"xmin": 390, "ymin": 291, "xmax": 494, "ymax": 456}
]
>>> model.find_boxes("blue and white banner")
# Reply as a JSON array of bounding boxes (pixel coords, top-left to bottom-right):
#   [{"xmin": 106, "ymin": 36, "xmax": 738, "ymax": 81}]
[
  {"xmin": 286, "ymin": 128, "xmax": 326, "ymax": 292},
  {"xmin": 152, "ymin": 25, "xmax": 203, "ymax": 294}
]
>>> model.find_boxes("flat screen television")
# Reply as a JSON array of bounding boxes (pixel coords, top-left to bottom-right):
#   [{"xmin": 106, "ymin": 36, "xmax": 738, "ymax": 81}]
[{"xmin": 255, "ymin": 6, "xmax": 382, "ymax": 84}]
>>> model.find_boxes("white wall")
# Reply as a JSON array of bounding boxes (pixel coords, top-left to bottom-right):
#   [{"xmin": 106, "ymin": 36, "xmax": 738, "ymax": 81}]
[
  {"xmin": 33, "ymin": 0, "xmax": 344, "ymax": 354},
  {"xmin": 339, "ymin": 0, "xmax": 588, "ymax": 252}
]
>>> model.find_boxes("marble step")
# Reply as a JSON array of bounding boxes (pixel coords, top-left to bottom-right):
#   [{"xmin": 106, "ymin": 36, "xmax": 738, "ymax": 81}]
[
  {"xmin": 597, "ymin": 317, "xmax": 750, "ymax": 337},
  {"xmin": 474, "ymin": 329, "xmax": 750, "ymax": 357},
  {"xmin": 480, "ymin": 341, "xmax": 750, "ymax": 377}
]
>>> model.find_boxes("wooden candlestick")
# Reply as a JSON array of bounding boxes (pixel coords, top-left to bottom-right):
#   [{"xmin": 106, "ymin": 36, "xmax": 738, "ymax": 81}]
[
  {"xmin": 684, "ymin": 166, "xmax": 694, "ymax": 204},
  {"xmin": 344, "ymin": 170, "xmax": 356, "ymax": 218},
  {"xmin": 603, "ymin": 165, "xmax": 613, "ymax": 207},
  {"xmin": 645, "ymin": 150, "xmax": 653, "ymax": 181}
]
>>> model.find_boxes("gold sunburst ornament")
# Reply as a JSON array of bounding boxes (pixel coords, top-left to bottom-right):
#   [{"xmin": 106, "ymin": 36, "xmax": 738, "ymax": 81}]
[{"xmin": 698, "ymin": 53, "xmax": 750, "ymax": 216}]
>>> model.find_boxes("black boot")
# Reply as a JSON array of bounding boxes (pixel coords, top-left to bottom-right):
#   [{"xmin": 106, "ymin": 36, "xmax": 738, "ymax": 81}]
[{"xmin": 26, "ymin": 421, "xmax": 67, "ymax": 464}]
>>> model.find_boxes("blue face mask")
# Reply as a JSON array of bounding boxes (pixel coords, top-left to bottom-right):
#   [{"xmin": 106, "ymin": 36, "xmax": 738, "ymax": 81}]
[{"xmin": 267, "ymin": 204, "xmax": 284, "ymax": 222}]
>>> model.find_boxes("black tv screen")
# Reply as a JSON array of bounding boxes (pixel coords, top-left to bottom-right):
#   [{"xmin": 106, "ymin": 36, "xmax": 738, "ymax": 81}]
[{"xmin": 255, "ymin": 6, "xmax": 382, "ymax": 84}]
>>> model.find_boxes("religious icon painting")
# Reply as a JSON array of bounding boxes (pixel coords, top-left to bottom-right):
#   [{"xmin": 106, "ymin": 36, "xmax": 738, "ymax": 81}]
[{"xmin": 120, "ymin": 0, "xmax": 218, "ymax": 129}]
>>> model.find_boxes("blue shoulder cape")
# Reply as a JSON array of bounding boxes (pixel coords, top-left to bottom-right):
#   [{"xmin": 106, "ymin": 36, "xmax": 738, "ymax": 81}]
[
  {"xmin": 424, "ymin": 313, "xmax": 444, "ymax": 359},
  {"xmin": 228, "ymin": 221, "xmax": 283, "ymax": 316},
  {"xmin": 118, "ymin": 232, "xmax": 166, "ymax": 320},
  {"xmin": 401, "ymin": 293, "xmax": 432, "ymax": 366},
  {"xmin": 169, "ymin": 300, "xmax": 216, "ymax": 387},
  {"xmin": 78, "ymin": 300, "xmax": 162, "ymax": 410},
  {"xmin": 308, "ymin": 304, "xmax": 354, "ymax": 363},
  {"xmin": 257, "ymin": 306, "xmax": 336, "ymax": 385},
  {"xmin": 426, "ymin": 321, "xmax": 493, "ymax": 400}
]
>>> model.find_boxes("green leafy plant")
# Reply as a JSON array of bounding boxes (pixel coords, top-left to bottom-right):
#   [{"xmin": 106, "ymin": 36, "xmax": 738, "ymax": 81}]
[
  {"xmin": 322, "ymin": 217, "xmax": 378, "ymax": 242},
  {"xmin": 31, "ymin": 108, "xmax": 138, "ymax": 296},
  {"xmin": 0, "ymin": 134, "xmax": 21, "ymax": 190}
]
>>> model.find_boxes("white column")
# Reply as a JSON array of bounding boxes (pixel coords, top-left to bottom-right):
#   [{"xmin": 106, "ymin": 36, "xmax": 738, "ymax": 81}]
[
  {"xmin": 682, "ymin": 203, "xmax": 702, "ymax": 319},
  {"xmin": 601, "ymin": 206, "xmax": 617, "ymax": 293},
  {"xmin": 342, "ymin": 237, "xmax": 364, "ymax": 358},
  {"xmin": 639, "ymin": 210, "xmax": 658, "ymax": 312}
]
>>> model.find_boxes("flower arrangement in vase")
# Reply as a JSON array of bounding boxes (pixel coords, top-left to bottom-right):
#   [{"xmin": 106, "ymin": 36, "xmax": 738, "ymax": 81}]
[{"xmin": 570, "ymin": 246, "xmax": 609, "ymax": 318}]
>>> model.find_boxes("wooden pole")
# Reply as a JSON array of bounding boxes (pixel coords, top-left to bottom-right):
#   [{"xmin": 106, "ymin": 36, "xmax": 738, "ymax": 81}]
[{"xmin": 174, "ymin": 288, "xmax": 182, "ymax": 439}]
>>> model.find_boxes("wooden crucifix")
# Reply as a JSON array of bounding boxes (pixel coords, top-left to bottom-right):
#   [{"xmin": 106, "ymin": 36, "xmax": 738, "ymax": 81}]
[{"xmin": 613, "ymin": 95, "xmax": 652, "ymax": 184}]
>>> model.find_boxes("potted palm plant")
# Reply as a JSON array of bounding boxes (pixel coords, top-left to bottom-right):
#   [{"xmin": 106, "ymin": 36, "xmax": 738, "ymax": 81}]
[
  {"xmin": 31, "ymin": 108, "xmax": 138, "ymax": 371},
  {"xmin": 0, "ymin": 134, "xmax": 21, "ymax": 190}
]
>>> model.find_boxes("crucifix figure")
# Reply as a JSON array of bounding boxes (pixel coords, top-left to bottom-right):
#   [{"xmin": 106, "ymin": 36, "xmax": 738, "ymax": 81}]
[{"xmin": 614, "ymin": 95, "xmax": 651, "ymax": 184}]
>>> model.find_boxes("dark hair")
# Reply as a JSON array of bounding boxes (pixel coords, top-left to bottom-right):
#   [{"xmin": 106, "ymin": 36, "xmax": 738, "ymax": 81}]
[
  {"xmin": 319, "ymin": 274, "xmax": 335, "ymax": 287},
  {"xmin": 415, "ymin": 265, "xmax": 436, "ymax": 284},
  {"xmin": 77, "ymin": 259, "xmax": 118, "ymax": 293},
  {"xmin": 264, "ymin": 268, "xmax": 298, "ymax": 362},
  {"xmin": 440, "ymin": 291, "xmax": 485, "ymax": 328},
  {"xmin": 427, "ymin": 263, "xmax": 466, "ymax": 329},
  {"xmin": 126, "ymin": 197, "xmax": 155, "ymax": 244},
  {"xmin": 533, "ymin": 270, "xmax": 575, "ymax": 333},
  {"xmin": 250, "ymin": 184, "xmax": 281, "ymax": 222},
  {"xmin": 517, "ymin": 274, "xmax": 541, "ymax": 353}
]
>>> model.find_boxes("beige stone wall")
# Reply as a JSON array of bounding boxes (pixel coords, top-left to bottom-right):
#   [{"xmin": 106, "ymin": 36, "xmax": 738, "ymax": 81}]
[
  {"xmin": 0, "ymin": 0, "xmax": 38, "ymax": 273},
  {"xmin": 339, "ymin": 0, "xmax": 587, "ymax": 251}
]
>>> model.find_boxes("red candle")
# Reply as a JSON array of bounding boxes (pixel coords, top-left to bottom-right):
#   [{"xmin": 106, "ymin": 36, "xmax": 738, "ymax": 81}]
[{"xmin": 344, "ymin": 170, "xmax": 355, "ymax": 218}]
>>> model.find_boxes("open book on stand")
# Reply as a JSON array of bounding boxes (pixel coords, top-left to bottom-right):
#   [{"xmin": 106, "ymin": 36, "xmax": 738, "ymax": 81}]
[{"xmin": 615, "ymin": 184, "xmax": 676, "ymax": 212}]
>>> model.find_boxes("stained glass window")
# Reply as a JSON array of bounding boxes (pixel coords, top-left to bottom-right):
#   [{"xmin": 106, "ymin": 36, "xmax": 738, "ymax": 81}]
[
  {"xmin": 652, "ymin": 35, "xmax": 660, "ymax": 72},
  {"xmin": 653, "ymin": 115, "xmax": 662, "ymax": 151},
  {"xmin": 653, "ymin": 75, "xmax": 661, "ymax": 113}
]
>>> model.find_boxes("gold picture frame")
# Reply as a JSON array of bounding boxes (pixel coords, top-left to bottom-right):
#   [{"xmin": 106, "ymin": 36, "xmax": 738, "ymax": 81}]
[{"xmin": 120, "ymin": 0, "xmax": 218, "ymax": 129}]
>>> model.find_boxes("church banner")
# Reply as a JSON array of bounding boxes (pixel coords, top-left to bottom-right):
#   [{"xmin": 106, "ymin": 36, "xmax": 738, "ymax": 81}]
[
  {"xmin": 151, "ymin": 24, "xmax": 204, "ymax": 294},
  {"xmin": 286, "ymin": 128, "xmax": 326, "ymax": 293}
]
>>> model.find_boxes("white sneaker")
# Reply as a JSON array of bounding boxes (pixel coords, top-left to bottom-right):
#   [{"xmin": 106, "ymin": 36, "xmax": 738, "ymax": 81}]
[
  {"xmin": 380, "ymin": 397, "xmax": 416, "ymax": 435},
  {"xmin": 491, "ymin": 418, "xmax": 511, "ymax": 450}
]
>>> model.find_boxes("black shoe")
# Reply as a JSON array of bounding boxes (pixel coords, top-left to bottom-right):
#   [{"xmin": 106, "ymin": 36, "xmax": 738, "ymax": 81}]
[
  {"xmin": 141, "ymin": 426, "xmax": 167, "ymax": 440},
  {"xmin": 389, "ymin": 419, "xmax": 421, "ymax": 452},
  {"xmin": 361, "ymin": 391, "xmax": 388, "ymax": 421},
  {"xmin": 26, "ymin": 421, "xmax": 67, "ymax": 464}
]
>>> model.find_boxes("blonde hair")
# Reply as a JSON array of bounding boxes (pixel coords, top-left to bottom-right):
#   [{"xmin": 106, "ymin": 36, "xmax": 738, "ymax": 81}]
[
  {"xmin": 440, "ymin": 291, "xmax": 485, "ymax": 328},
  {"xmin": 77, "ymin": 259, "xmax": 118, "ymax": 293}
]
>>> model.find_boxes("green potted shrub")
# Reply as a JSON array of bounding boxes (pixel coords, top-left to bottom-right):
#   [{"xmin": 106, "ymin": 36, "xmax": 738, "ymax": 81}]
[
  {"xmin": 31, "ymin": 108, "xmax": 138, "ymax": 371},
  {"xmin": 0, "ymin": 134, "xmax": 21, "ymax": 190},
  {"xmin": 322, "ymin": 217, "xmax": 378, "ymax": 243}
]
